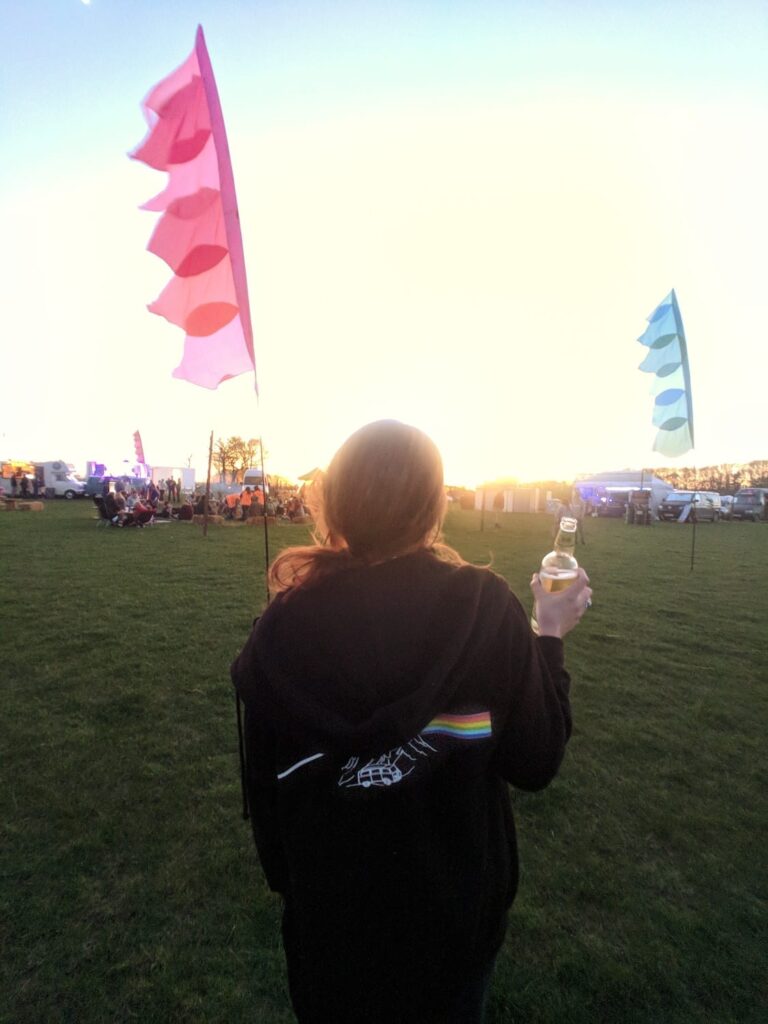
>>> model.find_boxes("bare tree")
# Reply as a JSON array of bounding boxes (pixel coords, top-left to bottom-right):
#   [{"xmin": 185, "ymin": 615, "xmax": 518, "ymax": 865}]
[
  {"xmin": 230, "ymin": 437, "xmax": 270, "ymax": 482},
  {"xmin": 245, "ymin": 438, "xmax": 262, "ymax": 469},
  {"xmin": 228, "ymin": 437, "xmax": 247, "ymax": 483},
  {"xmin": 213, "ymin": 438, "xmax": 236, "ymax": 483}
]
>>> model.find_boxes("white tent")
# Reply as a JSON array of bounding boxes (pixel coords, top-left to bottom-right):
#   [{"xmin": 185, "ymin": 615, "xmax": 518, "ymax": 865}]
[
  {"xmin": 474, "ymin": 486, "xmax": 542, "ymax": 513},
  {"xmin": 573, "ymin": 471, "xmax": 672, "ymax": 514}
]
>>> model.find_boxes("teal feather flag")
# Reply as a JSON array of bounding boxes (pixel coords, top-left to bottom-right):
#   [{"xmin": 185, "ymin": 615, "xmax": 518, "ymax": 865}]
[{"xmin": 638, "ymin": 289, "xmax": 694, "ymax": 458}]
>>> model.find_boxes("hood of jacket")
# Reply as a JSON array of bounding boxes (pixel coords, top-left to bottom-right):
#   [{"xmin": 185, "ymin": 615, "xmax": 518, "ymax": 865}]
[{"xmin": 233, "ymin": 549, "xmax": 514, "ymax": 757}]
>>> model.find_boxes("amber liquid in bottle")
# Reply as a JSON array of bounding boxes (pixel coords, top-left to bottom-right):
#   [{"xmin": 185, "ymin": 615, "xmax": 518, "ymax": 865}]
[{"xmin": 531, "ymin": 516, "xmax": 578, "ymax": 635}]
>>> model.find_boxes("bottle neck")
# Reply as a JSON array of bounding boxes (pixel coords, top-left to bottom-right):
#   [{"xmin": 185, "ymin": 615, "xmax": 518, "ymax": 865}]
[{"xmin": 554, "ymin": 530, "xmax": 576, "ymax": 555}]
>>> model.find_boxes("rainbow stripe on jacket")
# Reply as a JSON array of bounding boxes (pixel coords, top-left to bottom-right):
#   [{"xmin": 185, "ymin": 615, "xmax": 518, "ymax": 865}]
[{"xmin": 422, "ymin": 712, "xmax": 492, "ymax": 740}]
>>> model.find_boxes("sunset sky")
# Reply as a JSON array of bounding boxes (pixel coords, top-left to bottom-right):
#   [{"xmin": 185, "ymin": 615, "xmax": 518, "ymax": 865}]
[{"xmin": 1, "ymin": 1, "xmax": 766, "ymax": 486}]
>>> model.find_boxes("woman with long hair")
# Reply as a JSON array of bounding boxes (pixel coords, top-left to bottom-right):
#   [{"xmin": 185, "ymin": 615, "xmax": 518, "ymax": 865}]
[{"xmin": 232, "ymin": 420, "xmax": 591, "ymax": 1024}]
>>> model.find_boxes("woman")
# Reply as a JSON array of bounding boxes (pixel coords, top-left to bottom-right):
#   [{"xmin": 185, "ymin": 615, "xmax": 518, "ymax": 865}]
[{"xmin": 232, "ymin": 420, "xmax": 591, "ymax": 1024}]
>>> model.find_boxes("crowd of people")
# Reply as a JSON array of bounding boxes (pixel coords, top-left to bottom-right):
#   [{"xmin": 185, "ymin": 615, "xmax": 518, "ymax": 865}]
[
  {"xmin": 99, "ymin": 483, "xmax": 194, "ymax": 527},
  {"xmin": 103, "ymin": 477, "xmax": 181, "ymax": 503},
  {"xmin": 0, "ymin": 468, "xmax": 313, "ymax": 527},
  {"xmin": 195, "ymin": 487, "xmax": 309, "ymax": 522},
  {"xmin": 97, "ymin": 480, "xmax": 311, "ymax": 528},
  {"xmin": 5, "ymin": 472, "xmax": 40, "ymax": 499}
]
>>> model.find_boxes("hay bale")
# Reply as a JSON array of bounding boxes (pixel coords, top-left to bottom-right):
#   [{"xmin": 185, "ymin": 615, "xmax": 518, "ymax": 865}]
[
  {"xmin": 245, "ymin": 515, "xmax": 277, "ymax": 527},
  {"xmin": 193, "ymin": 514, "xmax": 224, "ymax": 526}
]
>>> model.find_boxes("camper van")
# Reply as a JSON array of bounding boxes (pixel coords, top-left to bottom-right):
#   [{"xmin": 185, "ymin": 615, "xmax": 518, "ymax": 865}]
[
  {"xmin": 658, "ymin": 491, "xmax": 722, "ymax": 522},
  {"xmin": 731, "ymin": 487, "xmax": 767, "ymax": 522},
  {"xmin": 34, "ymin": 461, "xmax": 86, "ymax": 499}
]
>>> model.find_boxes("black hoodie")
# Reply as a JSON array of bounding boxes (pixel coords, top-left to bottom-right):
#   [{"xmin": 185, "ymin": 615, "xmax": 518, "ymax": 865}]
[{"xmin": 231, "ymin": 549, "xmax": 572, "ymax": 1023}]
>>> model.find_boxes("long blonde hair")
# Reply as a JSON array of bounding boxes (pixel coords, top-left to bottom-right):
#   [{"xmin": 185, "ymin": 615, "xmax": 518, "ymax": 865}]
[{"xmin": 269, "ymin": 420, "xmax": 463, "ymax": 593}]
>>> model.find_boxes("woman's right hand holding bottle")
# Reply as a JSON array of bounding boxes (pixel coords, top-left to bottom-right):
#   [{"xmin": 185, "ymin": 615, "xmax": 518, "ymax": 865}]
[{"xmin": 530, "ymin": 568, "xmax": 592, "ymax": 639}]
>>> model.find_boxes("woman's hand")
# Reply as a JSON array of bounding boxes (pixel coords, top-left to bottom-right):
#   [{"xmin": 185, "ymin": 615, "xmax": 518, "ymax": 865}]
[{"xmin": 530, "ymin": 568, "xmax": 592, "ymax": 639}]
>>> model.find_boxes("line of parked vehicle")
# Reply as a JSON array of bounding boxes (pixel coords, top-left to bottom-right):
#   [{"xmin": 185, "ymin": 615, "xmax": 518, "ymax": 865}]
[
  {"xmin": 593, "ymin": 486, "xmax": 767, "ymax": 523},
  {"xmin": 657, "ymin": 487, "xmax": 766, "ymax": 523}
]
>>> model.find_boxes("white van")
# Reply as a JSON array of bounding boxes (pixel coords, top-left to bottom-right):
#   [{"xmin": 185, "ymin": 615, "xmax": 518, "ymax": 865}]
[
  {"xmin": 241, "ymin": 468, "xmax": 269, "ymax": 493},
  {"xmin": 34, "ymin": 461, "xmax": 86, "ymax": 499}
]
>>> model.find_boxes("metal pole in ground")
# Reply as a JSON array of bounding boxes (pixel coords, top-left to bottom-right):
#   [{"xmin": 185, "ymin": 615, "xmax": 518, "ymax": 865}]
[{"xmin": 203, "ymin": 430, "xmax": 213, "ymax": 538}]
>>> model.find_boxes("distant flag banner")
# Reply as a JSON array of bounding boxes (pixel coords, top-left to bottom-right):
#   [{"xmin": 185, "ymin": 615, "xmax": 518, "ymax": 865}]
[
  {"xmin": 637, "ymin": 289, "xmax": 694, "ymax": 458},
  {"xmin": 133, "ymin": 430, "xmax": 146, "ymax": 464},
  {"xmin": 130, "ymin": 26, "xmax": 257, "ymax": 392}
]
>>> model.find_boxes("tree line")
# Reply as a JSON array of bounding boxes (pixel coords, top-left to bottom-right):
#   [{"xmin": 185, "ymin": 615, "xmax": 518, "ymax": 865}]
[
  {"xmin": 474, "ymin": 459, "xmax": 768, "ymax": 497},
  {"xmin": 212, "ymin": 437, "xmax": 266, "ymax": 484},
  {"xmin": 651, "ymin": 459, "xmax": 768, "ymax": 494}
]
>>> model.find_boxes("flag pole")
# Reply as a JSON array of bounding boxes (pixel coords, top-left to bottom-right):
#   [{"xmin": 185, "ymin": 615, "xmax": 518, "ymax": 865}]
[
  {"xmin": 253, "ymin": 390, "xmax": 271, "ymax": 607},
  {"xmin": 257, "ymin": 427, "xmax": 271, "ymax": 606},
  {"xmin": 203, "ymin": 429, "xmax": 213, "ymax": 537},
  {"xmin": 690, "ymin": 461, "xmax": 697, "ymax": 573},
  {"xmin": 201, "ymin": 27, "xmax": 269, "ymax": 603},
  {"xmin": 259, "ymin": 436, "xmax": 270, "ymax": 561},
  {"xmin": 638, "ymin": 289, "xmax": 696, "ymax": 568}
]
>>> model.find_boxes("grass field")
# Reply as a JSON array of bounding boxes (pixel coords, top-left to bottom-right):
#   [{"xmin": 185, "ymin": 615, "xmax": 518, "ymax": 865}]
[{"xmin": 1, "ymin": 502, "xmax": 766, "ymax": 1023}]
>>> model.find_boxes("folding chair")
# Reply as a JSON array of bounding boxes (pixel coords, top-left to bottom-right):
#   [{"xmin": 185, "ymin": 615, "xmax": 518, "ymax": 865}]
[{"xmin": 93, "ymin": 496, "xmax": 115, "ymax": 527}]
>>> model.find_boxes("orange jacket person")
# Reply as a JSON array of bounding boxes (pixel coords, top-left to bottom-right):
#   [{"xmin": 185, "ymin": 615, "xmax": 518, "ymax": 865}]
[
  {"xmin": 239, "ymin": 486, "xmax": 253, "ymax": 519},
  {"xmin": 225, "ymin": 492, "xmax": 240, "ymax": 519}
]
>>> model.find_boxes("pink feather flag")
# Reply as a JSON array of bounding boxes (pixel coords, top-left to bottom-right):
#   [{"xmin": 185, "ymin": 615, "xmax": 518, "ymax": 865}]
[{"xmin": 130, "ymin": 26, "xmax": 257, "ymax": 392}]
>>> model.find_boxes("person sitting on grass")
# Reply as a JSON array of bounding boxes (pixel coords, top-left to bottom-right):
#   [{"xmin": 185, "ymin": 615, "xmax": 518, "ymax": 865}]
[
  {"xmin": 104, "ymin": 489, "xmax": 118, "ymax": 521},
  {"xmin": 107, "ymin": 490, "xmax": 127, "ymax": 525},
  {"xmin": 286, "ymin": 494, "xmax": 302, "ymax": 520},
  {"xmin": 231, "ymin": 419, "xmax": 591, "ymax": 1024},
  {"xmin": 121, "ymin": 495, "xmax": 153, "ymax": 528}
]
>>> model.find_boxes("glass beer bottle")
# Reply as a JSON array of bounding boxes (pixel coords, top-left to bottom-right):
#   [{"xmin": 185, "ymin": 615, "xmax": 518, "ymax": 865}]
[{"xmin": 531, "ymin": 516, "xmax": 579, "ymax": 635}]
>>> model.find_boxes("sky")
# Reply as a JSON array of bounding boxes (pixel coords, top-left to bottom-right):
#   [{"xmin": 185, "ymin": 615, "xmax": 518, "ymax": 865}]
[{"xmin": 1, "ymin": 0, "xmax": 766, "ymax": 486}]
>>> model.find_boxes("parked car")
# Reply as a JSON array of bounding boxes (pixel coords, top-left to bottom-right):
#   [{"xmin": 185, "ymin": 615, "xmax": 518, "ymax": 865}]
[
  {"xmin": 83, "ymin": 475, "xmax": 110, "ymax": 497},
  {"xmin": 719, "ymin": 495, "xmax": 735, "ymax": 520},
  {"xmin": 731, "ymin": 487, "xmax": 768, "ymax": 522},
  {"xmin": 658, "ymin": 490, "xmax": 722, "ymax": 522},
  {"xmin": 595, "ymin": 491, "xmax": 631, "ymax": 517}
]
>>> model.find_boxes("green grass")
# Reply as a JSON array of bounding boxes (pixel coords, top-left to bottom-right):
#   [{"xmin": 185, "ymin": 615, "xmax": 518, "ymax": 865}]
[{"xmin": 1, "ymin": 502, "xmax": 766, "ymax": 1023}]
